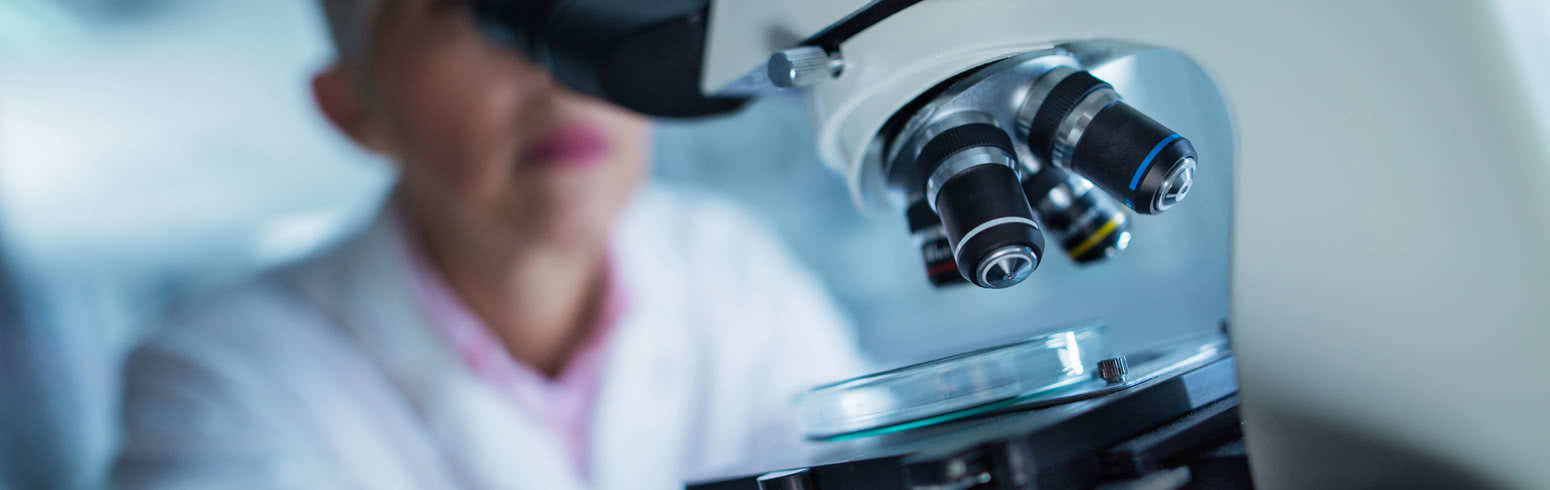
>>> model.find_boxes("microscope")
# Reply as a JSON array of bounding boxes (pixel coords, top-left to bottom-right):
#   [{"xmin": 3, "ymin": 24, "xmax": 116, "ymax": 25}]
[{"xmin": 473, "ymin": 0, "xmax": 1550, "ymax": 488}]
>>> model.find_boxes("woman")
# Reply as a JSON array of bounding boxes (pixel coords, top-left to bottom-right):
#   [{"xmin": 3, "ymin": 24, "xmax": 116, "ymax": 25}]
[{"xmin": 110, "ymin": 0, "xmax": 868, "ymax": 488}]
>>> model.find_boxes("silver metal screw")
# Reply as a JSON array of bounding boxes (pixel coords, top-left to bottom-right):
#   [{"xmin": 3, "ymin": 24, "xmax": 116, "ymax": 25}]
[
  {"xmin": 768, "ymin": 46, "xmax": 844, "ymax": 88},
  {"xmin": 1097, "ymin": 356, "xmax": 1129, "ymax": 384}
]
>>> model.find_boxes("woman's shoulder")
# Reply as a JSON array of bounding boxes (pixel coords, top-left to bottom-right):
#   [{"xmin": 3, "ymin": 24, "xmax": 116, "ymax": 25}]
[
  {"xmin": 150, "ymin": 208, "xmax": 406, "ymax": 343},
  {"xmin": 138, "ymin": 217, "xmax": 388, "ymax": 372},
  {"xmin": 135, "ymin": 271, "xmax": 332, "ymax": 372}
]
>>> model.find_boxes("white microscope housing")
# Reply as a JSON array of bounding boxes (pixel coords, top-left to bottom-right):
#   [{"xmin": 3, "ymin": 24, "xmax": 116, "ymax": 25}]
[{"xmin": 699, "ymin": 1, "xmax": 1550, "ymax": 487}]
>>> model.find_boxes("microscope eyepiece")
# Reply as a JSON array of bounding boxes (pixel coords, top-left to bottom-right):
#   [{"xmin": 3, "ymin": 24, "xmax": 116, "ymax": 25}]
[
  {"xmin": 1022, "ymin": 69, "xmax": 1198, "ymax": 214},
  {"xmin": 1022, "ymin": 164, "xmax": 1132, "ymax": 263},
  {"xmin": 912, "ymin": 116, "xmax": 1044, "ymax": 288}
]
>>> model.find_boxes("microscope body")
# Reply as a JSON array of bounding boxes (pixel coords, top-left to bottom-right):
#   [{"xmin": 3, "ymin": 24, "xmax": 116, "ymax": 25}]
[
  {"xmin": 467, "ymin": 0, "xmax": 1550, "ymax": 486},
  {"xmin": 700, "ymin": 1, "xmax": 1550, "ymax": 487}
]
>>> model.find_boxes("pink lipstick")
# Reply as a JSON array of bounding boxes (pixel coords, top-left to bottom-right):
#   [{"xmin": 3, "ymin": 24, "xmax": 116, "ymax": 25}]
[{"xmin": 526, "ymin": 123, "xmax": 610, "ymax": 169}]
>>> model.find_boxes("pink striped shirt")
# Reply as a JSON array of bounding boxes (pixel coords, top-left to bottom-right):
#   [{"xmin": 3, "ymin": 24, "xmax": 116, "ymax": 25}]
[{"xmin": 397, "ymin": 220, "xmax": 625, "ymax": 480}]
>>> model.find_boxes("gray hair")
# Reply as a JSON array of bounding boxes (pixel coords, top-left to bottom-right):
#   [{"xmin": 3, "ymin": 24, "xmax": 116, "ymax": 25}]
[{"xmin": 318, "ymin": 0, "xmax": 383, "ymax": 66}]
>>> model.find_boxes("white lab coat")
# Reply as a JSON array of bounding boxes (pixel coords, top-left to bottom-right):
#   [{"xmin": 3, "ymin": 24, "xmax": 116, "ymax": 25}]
[{"xmin": 111, "ymin": 187, "xmax": 869, "ymax": 490}]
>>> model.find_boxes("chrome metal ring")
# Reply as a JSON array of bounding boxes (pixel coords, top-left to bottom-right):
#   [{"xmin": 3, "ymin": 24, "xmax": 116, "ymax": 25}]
[
  {"xmin": 907, "ymin": 111, "xmax": 999, "ymax": 164},
  {"xmin": 1033, "ymin": 182, "xmax": 1075, "ymax": 216},
  {"xmin": 1033, "ymin": 175, "xmax": 1096, "ymax": 220},
  {"xmin": 926, "ymin": 146, "xmax": 1016, "ymax": 212},
  {"xmin": 952, "ymin": 216, "xmax": 1040, "ymax": 260},
  {"xmin": 975, "ymin": 245, "xmax": 1038, "ymax": 289},
  {"xmin": 1051, "ymin": 88, "xmax": 1120, "ymax": 169},
  {"xmin": 1014, "ymin": 65, "xmax": 1080, "ymax": 139},
  {"xmin": 1152, "ymin": 156, "xmax": 1196, "ymax": 212}
]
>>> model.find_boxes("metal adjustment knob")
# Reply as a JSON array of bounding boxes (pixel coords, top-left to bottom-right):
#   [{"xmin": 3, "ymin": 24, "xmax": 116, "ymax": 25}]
[
  {"xmin": 768, "ymin": 46, "xmax": 843, "ymax": 88},
  {"xmin": 1097, "ymin": 356, "xmax": 1129, "ymax": 384}
]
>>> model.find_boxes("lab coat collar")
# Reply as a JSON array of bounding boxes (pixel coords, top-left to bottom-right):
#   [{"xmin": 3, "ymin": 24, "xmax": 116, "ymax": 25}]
[
  {"xmin": 285, "ymin": 192, "xmax": 702, "ymax": 490},
  {"xmin": 287, "ymin": 212, "xmax": 588, "ymax": 490},
  {"xmin": 589, "ymin": 195, "xmax": 698, "ymax": 490}
]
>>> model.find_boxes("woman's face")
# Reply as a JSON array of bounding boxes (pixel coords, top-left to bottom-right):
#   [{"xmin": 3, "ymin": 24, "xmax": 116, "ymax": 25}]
[{"xmin": 339, "ymin": 0, "xmax": 649, "ymax": 248}]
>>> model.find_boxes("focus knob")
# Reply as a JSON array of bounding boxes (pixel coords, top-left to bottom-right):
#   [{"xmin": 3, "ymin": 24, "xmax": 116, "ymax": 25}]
[{"xmin": 768, "ymin": 47, "xmax": 842, "ymax": 88}]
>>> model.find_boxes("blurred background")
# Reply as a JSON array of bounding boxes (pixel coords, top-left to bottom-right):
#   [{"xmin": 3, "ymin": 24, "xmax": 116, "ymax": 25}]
[{"xmin": 0, "ymin": 1, "xmax": 1230, "ymax": 488}]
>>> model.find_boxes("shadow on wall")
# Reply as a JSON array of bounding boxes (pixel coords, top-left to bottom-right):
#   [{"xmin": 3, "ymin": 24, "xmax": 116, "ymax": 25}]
[{"xmin": 1244, "ymin": 402, "xmax": 1505, "ymax": 490}]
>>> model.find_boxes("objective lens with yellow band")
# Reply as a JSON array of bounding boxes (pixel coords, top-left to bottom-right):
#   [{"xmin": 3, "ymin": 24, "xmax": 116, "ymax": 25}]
[{"xmin": 1022, "ymin": 164, "xmax": 1132, "ymax": 264}]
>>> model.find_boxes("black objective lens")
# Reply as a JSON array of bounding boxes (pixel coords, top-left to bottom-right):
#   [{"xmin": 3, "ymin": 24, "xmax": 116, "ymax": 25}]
[
  {"xmin": 1025, "ymin": 70, "xmax": 1197, "ymax": 214},
  {"xmin": 1022, "ymin": 165, "xmax": 1131, "ymax": 264},
  {"xmin": 914, "ymin": 121, "xmax": 1044, "ymax": 288}
]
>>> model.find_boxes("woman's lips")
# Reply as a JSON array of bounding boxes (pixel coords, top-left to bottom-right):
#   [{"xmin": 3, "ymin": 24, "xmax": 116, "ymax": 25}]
[{"xmin": 525, "ymin": 123, "xmax": 610, "ymax": 169}]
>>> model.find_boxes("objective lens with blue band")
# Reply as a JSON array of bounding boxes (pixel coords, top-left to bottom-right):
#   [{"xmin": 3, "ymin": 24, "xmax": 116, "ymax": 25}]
[
  {"xmin": 1067, "ymin": 100, "xmax": 1197, "ymax": 215},
  {"xmin": 1023, "ymin": 68, "xmax": 1198, "ymax": 215},
  {"xmin": 1132, "ymin": 133, "xmax": 1181, "ymax": 190}
]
